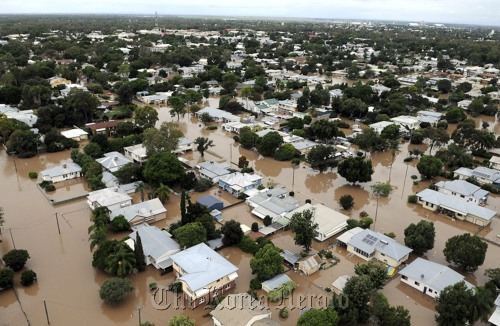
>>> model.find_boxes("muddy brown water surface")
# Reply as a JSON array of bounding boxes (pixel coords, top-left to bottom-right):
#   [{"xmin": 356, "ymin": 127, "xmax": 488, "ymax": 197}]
[{"xmin": 0, "ymin": 107, "xmax": 499, "ymax": 325}]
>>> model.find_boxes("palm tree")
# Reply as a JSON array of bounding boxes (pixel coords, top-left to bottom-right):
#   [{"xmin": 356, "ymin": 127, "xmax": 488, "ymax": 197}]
[
  {"xmin": 105, "ymin": 242, "xmax": 136, "ymax": 277},
  {"xmin": 153, "ymin": 183, "xmax": 172, "ymax": 204},
  {"xmin": 89, "ymin": 226, "xmax": 107, "ymax": 251},
  {"xmin": 135, "ymin": 182, "xmax": 149, "ymax": 202},
  {"xmin": 91, "ymin": 206, "xmax": 110, "ymax": 226},
  {"xmin": 194, "ymin": 137, "xmax": 214, "ymax": 157},
  {"xmin": 241, "ymin": 86, "xmax": 252, "ymax": 110}
]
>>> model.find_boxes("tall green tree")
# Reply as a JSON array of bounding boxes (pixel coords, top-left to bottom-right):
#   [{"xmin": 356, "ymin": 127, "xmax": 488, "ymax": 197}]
[
  {"xmin": 354, "ymin": 261, "xmax": 388, "ymax": 289},
  {"xmin": 289, "ymin": 209, "xmax": 318, "ymax": 252},
  {"xmin": 444, "ymin": 233, "xmax": 488, "ymax": 272},
  {"xmin": 221, "ymin": 219, "xmax": 244, "ymax": 246},
  {"xmin": 371, "ymin": 292, "xmax": 411, "ymax": 326},
  {"xmin": 257, "ymin": 131, "xmax": 283, "ymax": 157},
  {"xmin": 143, "ymin": 152, "xmax": 185, "ymax": 187},
  {"xmin": 297, "ymin": 308, "xmax": 339, "ymax": 326},
  {"xmin": 338, "ymin": 275, "xmax": 372, "ymax": 324},
  {"xmin": 174, "ymin": 222, "xmax": 207, "ymax": 249},
  {"xmin": 250, "ymin": 243, "xmax": 284, "ymax": 281},
  {"xmin": 143, "ymin": 121, "xmax": 184, "ymax": 156},
  {"xmin": 99, "ymin": 277, "xmax": 134, "ymax": 305},
  {"xmin": 2, "ymin": 249, "xmax": 30, "ymax": 271},
  {"xmin": 435, "ymin": 282, "xmax": 476, "ymax": 326},
  {"xmin": 306, "ymin": 145, "xmax": 337, "ymax": 172},
  {"xmin": 134, "ymin": 233, "xmax": 146, "ymax": 272},
  {"xmin": 417, "ymin": 155, "xmax": 443, "ymax": 179},
  {"xmin": 194, "ymin": 137, "xmax": 214, "ymax": 157},
  {"xmin": 105, "ymin": 242, "xmax": 136, "ymax": 277},
  {"xmin": 168, "ymin": 96, "xmax": 186, "ymax": 120},
  {"xmin": 338, "ymin": 157, "xmax": 374, "ymax": 184},
  {"xmin": 134, "ymin": 105, "xmax": 158, "ymax": 129},
  {"xmin": 168, "ymin": 315, "xmax": 195, "ymax": 326},
  {"xmin": 152, "ymin": 183, "xmax": 172, "ymax": 204},
  {"xmin": 404, "ymin": 220, "xmax": 435, "ymax": 255}
]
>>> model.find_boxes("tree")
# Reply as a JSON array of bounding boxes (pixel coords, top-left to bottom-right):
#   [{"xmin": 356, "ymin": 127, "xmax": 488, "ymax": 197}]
[
  {"xmin": 417, "ymin": 155, "xmax": 443, "ymax": 179},
  {"xmin": 109, "ymin": 215, "xmax": 130, "ymax": 232},
  {"xmin": 89, "ymin": 226, "xmax": 107, "ymax": 251},
  {"xmin": 257, "ymin": 131, "xmax": 283, "ymax": 157},
  {"xmin": 435, "ymin": 144, "xmax": 473, "ymax": 170},
  {"xmin": 240, "ymin": 86, "xmax": 252, "ymax": 110},
  {"xmin": 444, "ymin": 233, "xmax": 488, "ymax": 272},
  {"xmin": 437, "ymin": 79, "xmax": 452, "ymax": 93},
  {"xmin": 99, "ymin": 277, "xmax": 134, "ymax": 305},
  {"xmin": 152, "ymin": 183, "xmax": 172, "ymax": 204},
  {"xmin": 83, "ymin": 142, "xmax": 102, "ymax": 159},
  {"xmin": 0, "ymin": 268, "xmax": 14, "ymax": 289},
  {"xmin": 250, "ymin": 243, "xmax": 284, "ymax": 280},
  {"xmin": 105, "ymin": 242, "xmax": 136, "ymax": 277},
  {"xmin": 196, "ymin": 215, "xmax": 219, "ymax": 240},
  {"xmin": 168, "ymin": 315, "xmax": 195, "ymax": 326},
  {"xmin": 380, "ymin": 124, "xmax": 400, "ymax": 140},
  {"xmin": 144, "ymin": 152, "xmax": 185, "ymax": 187},
  {"xmin": 221, "ymin": 220, "xmax": 244, "ymax": 246},
  {"xmin": 371, "ymin": 292, "xmax": 411, "ymax": 326},
  {"xmin": 339, "ymin": 275, "xmax": 372, "ymax": 324},
  {"xmin": 114, "ymin": 163, "xmax": 143, "ymax": 184},
  {"xmin": 307, "ymin": 145, "xmax": 337, "ymax": 172},
  {"xmin": 134, "ymin": 233, "xmax": 146, "ymax": 272},
  {"xmin": 174, "ymin": 222, "xmax": 207, "ymax": 249},
  {"xmin": 239, "ymin": 127, "xmax": 258, "ymax": 149},
  {"xmin": 289, "ymin": 209, "xmax": 318, "ymax": 252},
  {"xmin": 194, "ymin": 137, "xmax": 214, "ymax": 157},
  {"xmin": 404, "ymin": 220, "xmax": 435, "ymax": 255},
  {"xmin": 134, "ymin": 105, "xmax": 158, "ymax": 129},
  {"xmin": 168, "ymin": 96, "xmax": 187, "ymax": 120},
  {"xmin": 221, "ymin": 72, "xmax": 240, "ymax": 94},
  {"xmin": 354, "ymin": 261, "xmax": 388, "ymax": 289},
  {"xmin": 180, "ymin": 191, "xmax": 188, "ymax": 225},
  {"xmin": 338, "ymin": 157, "xmax": 374, "ymax": 184},
  {"xmin": 6, "ymin": 129, "xmax": 38, "ymax": 157},
  {"xmin": 135, "ymin": 182, "xmax": 149, "ymax": 202},
  {"xmin": 339, "ymin": 194, "xmax": 354, "ymax": 210},
  {"xmin": 92, "ymin": 240, "xmax": 118, "ymax": 271},
  {"xmin": 3, "ymin": 249, "xmax": 30, "ymax": 271},
  {"xmin": 64, "ymin": 88, "xmax": 99, "ymax": 124},
  {"xmin": 20, "ymin": 270, "xmax": 37, "ymax": 286},
  {"xmin": 0, "ymin": 207, "xmax": 4, "ymax": 234},
  {"xmin": 445, "ymin": 107, "xmax": 466, "ymax": 123},
  {"xmin": 143, "ymin": 121, "xmax": 183, "ymax": 156},
  {"xmin": 274, "ymin": 143, "xmax": 296, "ymax": 161},
  {"xmin": 199, "ymin": 112, "xmax": 214, "ymax": 124},
  {"xmin": 435, "ymin": 282, "xmax": 476, "ymax": 326},
  {"xmin": 297, "ymin": 308, "xmax": 339, "ymax": 326},
  {"xmin": 422, "ymin": 127, "xmax": 449, "ymax": 154},
  {"xmin": 263, "ymin": 215, "xmax": 272, "ymax": 227}
]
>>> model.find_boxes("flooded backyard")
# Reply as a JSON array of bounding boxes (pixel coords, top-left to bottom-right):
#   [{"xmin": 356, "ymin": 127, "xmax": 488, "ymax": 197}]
[{"xmin": 0, "ymin": 105, "xmax": 499, "ymax": 325}]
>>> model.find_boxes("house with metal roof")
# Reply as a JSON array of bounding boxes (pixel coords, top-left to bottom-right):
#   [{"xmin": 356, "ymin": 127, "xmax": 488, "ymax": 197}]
[
  {"xmin": 171, "ymin": 243, "xmax": 238, "ymax": 308},
  {"xmin": 417, "ymin": 110, "xmax": 444, "ymax": 125},
  {"xmin": 195, "ymin": 107, "xmax": 240, "ymax": 123},
  {"xmin": 60, "ymin": 128, "xmax": 89, "ymax": 141},
  {"xmin": 434, "ymin": 179, "xmax": 489, "ymax": 204},
  {"xmin": 40, "ymin": 162, "xmax": 82, "ymax": 183},
  {"xmin": 173, "ymin": 137, "xmax": 193, "ymax": 154},
  {"xmin": 261, "ymin": 274, "xmax": 293, "ymax": 293},
  {"xmin": 110, "ymin": 198, "xmax": 166, "ymax": 225},
  {"xmin": 297, "ymin": 254, "xmax": 322, "ymax": 275},
  {"xmin": 340, "ymin": 227, "xmax": 412, "ymax": 267},
  {"xmin": 210, "ymin": 293, "xmax": 278, "ymax": 326},
  {"xmin": 218, "ymin": 172, "xmax": 263, "ymax": 197},
  {"xmin": 390, "ymin": 115, "xmax": 420, "ymax": 131},
  {"xmin": 369, "ymin": 121, "xmax": 396, "ymax": 134},
  {"xmin": 331, "ymin": 275, "xmax": 351, "ymax": 295},
  {"xmin": 124, "ymin": 144, "xmax": 148, "ymax": 164},
  {"xmin": 196, "ymin": 195, "xmax": 224, "ymax": 211},
  {"xmin": 490, "ymin": 156, "xmax": 500, "ymax": 171},
  {"xmin": 246, "ymin": 188, "xmax": 300, "ymax": 220},
  {"xmin": 488, "ymin": 294, "xmax": 500, "ymax": 326},
  {"xmin": 398, "ymin": 258, "xmax": 474, "ymax": 299},
  {"xmin": 454, "ymin": 166, "xmax": 500, "ymax": 187},
  {"xmin": 87, "ymin": 186, "xmax": 132, "ymax": 211},
  {"xmin": 96, "ymin": 151, "xmax": 133, "ymax": 173},
  {"xmin": 284, "ymin": 203, "xmax": 348, "ymax": 242},
  {"xmin": 416, "ymin": 188, "xmax": 496, "ymax": 226},
  {"xmin": 196, "ymin": 161, "xmax": 231, "ymax": 182},
  {"xmin": 126, "ymin": 223, "xmax": 180, "ymax": 273}
]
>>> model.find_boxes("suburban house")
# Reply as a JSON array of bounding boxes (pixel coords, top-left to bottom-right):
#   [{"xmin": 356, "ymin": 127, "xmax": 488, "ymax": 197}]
[
  {"xmin": 398, "ymin": 258, "xmax": 474, "ymax": 299},
  {"xmin": 40, "ymin": 162, "xmax": 82, "ymax": 183},
  {"xmin": 60, "ymin": 128, "xmax": 89, "ymax": 141},
  {"xmin": 490, "ymin": 156, "xmax": 500, "ymax": 171},
  {"xmin": 210, "ymin": 293, "xmax": 278, "ymax": 326},
  {"xmin": 261, "ymin": 274, "xmax": 293, "ymax": 293},
  {"xmin": 124, "ymin": 144, "xmax": 148, "ymax": 164},
  {"xmin": 246, "ymin": 188, "xmax": 300, "ymax": 220},
  {"xmin": 489, "ymin": 294, "xmax": 500, "ymax": 326},
  {"xmin": 285, "ymin": 203, "xmax": 348, "ymax": 242},
  {"xmin": 218, "ymin": 172, "xmax": 263, "ymax": 197},
  {"xmin": 390, "ymin": 115, "xmax": 420, "ymax": 132},
  {"xmin": 126, "ymin": 223, "xmax": 180, "ymax": 273},
  {"xmin": 173, "ymin": 137, "xmax": 194, "ymax": 154},
  {"xmin": 196, "ymin": 195, "xmax": 224, "ymax": 211},
  {"xmin": 417, "ymin": 110, "xmax": 444, "ymax": 125},
  {"xmin": 195, "ymin": 107, "xmax": 240, "ymax": 123},
  {"xmin": 434, "ymin": 179, "xmax": 489, "ymax": 204},
  {"xmin": 416, "ymin": 188, "xmax": 496, "ymax": 226},
  {"xmin": 196, "ymin": 161, "xmax": 231, "ymax": 182},
  {"xmin": 331, "ymin": 275, "xmax": 351, "ymax": 295},
  {"xmin": 87, "ymin": 186, "xmax": 132, "ymax": 211},
  {"xmin": 170, "ymin": 243, "xmax": 239, "ymax": 308},
  {"xmin": 96, "ymin": 152, "xmax": 133, "ymax": 173},
  {"xmin": 110, "ymin": 198, "xmax": 167, "ymax": 225},
  {"xmin": 454, "ymin": 166, "xmax": 500, "ymax": 187},
  {"xmin": 369, "ymin": 121, "xmax": 396, "ymax": 134},
  {"xmin": 297, "ymin": 254, "xmax": 322, "ymax": 275},
  {"xmin": 85, "ymin": 120, "xmax": 118, "ymax": 136},
  {"xmin": 337, "ymin": 227, "xmax": 412, "ymax": 267}
]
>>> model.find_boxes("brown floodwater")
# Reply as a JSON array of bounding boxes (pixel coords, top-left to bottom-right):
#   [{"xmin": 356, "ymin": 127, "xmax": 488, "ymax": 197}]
[{"xmin": 0, "ymin": 107, "xmax": 499, "ymax": 325}]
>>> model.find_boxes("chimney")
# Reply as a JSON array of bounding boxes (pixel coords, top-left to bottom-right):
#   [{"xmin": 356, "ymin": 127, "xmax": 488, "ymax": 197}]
[{"xmin": 62, "ymin": 163, "xmax": 67, "ymax": 168}]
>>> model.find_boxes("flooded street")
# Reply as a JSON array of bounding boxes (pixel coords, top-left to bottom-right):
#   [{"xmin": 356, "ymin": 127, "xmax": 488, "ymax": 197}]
[{"xmin": 0, "ymin": 106, "xmax": 499, "ymax": 325}]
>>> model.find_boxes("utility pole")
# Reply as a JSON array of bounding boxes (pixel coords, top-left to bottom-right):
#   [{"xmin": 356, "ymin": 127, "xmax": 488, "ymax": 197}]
[
  {"xmin": 43, "ymin": 299, "xmax": 50, "ymax": 325},
  {"xmin": 134, "ymin": 306, "xmax": 144, "ymax": 325},
  {"xmin": 9, "ymin": 228, "xmax": 15, "ymax": 249},
  {"xmin": 55, "ymin": 213, "xmax": 61, "ymax": 235}
]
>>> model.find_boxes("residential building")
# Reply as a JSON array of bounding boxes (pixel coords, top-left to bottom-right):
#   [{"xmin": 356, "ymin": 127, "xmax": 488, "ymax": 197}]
[
  {"xmin": 416, "ymin": 189, "xmax": 496, "ymax": 226},
  {"xmin": 87, "ymin": 186, "xmax": 132, "ymax": 211},
  {"xmin": 124, "ymin": 144, "xmax": 148, "ymax": 164},
  {"xmin": 297, "ymin": 254, "xmax": 322, "ymax": 275},
  {"xmin": 170, "ymin": 243, "xmax": 238, "ymax": 308},
  {"xmin": 285, "ymin": 203, "xmax": 348, "ymax": 242},
  {"xmin": 454, "ymin": 166, "xmax": 500, "ymax": 187},
  {"xmin": 331, "ymin": 275, "xmax": 351, "ymax": 295},
  {"xmin": 110, "ymin": 198, "xmax": 167, "ymax": 225},
  {"xmin": 434, "ymin": 179, "xmax": 489, "ymax": 204},
  {"xmin": 126, "ymin": 223, "xmax": 180, "ymax": 273},
  {"xmin": 210, "ymin": 293, "xmax": 278, "ymax": 326},
  {"xmin": 196, "ymin": 195, "xmax": 224, "ymax": 211},
  {"xmin": 369, "ymin": 121, "xmax": 396, "ymax": 134},
  {"xmin": 390, "ymin": 115, "xmax": 420, "ymax": 131},
  {"xmin": 218, "ymin": 172, "xmax": 262, "ymax": 197},
  {"xmin": 195, "ymin": 107, "xmax": 240, "ymax": 123},
  {"xmin": 398, "ymin": 258, "xmax": 474, "ymax": 299},
  {"xmin": 85, "ymin": 120, "xmax": 118, "ymax": 136},
  {"xmin": 60, "ymin": 128, "xmax": 89, "ymax": 141},
  {"xmin": 338, "ymin": 227, "xmax": 412, "ymax": 267},
  {"xmin": 40, "ymin": 162, "xmax": 82, "ymax": 183},
  {"xmin": 173, "ymin": 137, "xmax": 193, "ymax": 154},
  {"xmin": 490, "ymin": 156, "xmax": 500, "ymax": 171},
  {"xmin": 246, "ymin": 188, "xmax": 300, "ymax": 220},
  {"xmin": 488, "ymin": 294, "xmax": 500, "ymax": 326},
  {"xmin": 261, "ymin": 274, "xmax": 293, "ymax": 293},
  {"xmin": 196, "ymin": 161, "xmax": 231, "ymax": 182},
  {"xmin": 417, "ymin": 110, "xmax": 444, "ymax": 125},
  {"xmin": 96, "ymin": 152, "xmax": 133, "ymax": 173}
]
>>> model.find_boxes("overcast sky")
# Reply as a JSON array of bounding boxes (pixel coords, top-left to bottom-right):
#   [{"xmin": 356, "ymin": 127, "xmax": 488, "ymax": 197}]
[{"xmin": 2, "ymin": 0, "xmax": 499, "ymax": 26}]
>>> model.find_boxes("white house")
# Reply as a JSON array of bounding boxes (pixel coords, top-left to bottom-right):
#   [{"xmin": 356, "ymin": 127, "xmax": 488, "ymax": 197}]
[
  {"xmin": 390, "ymin": 115, "xmax": 420, "ymax": 131},
  {"xmin": 126, "ymin": 223, "xmax": 180, "ymax": 273},
  {"xmin": 124, "ymin": 144, "xmax": 148, "ymax": 164},
  {"xmin": 489, "ymin": 294, "xmax": 500, "ymax": 326},
  {"xmin": 454, "ymin": 166, "xmax": 500, "ymax": 187},
  {"xmin": 195, "ymin": 107, "xmax": 240, "ymax": 123},
  {"xmin": 87, "ymin": 186, "xmax": 132, "ymax": 211},
  {"xmin": 434, "ymin": 179, "xmax": 489, "ymax": 204},
  {"xmin": 60, "ymin": 128, "xmax": 89, "ymax": 141},
  {"xmin": 489, "ymin": 156, "xmax": 500, "ymax": 171},
  {"xmin": 196, "ymin": 161, "xmax": 231, "ymax": 182},
  {"xmin": 338, "ymin": 227, "xmax": 412, "ymax": 267},
  {"xmin": 369, "ymin": 121, "xmax": 396, "ymax": 134},
  {"xmin": 218, "ymin": 172, "xmax": 263, "ymax": 197},
  {"xmin": 172, "ymin": 137, "xmax": 194, "ymax": 154},
  {"xmin": 285, "ymin": 203, "xmax": 348, "ymax": 242},
  {"xmin": 110, "ymin": 198, "xmax": 167, "ymax": 225},
  {"xmin": 399, "ymin": 258, "xmax": 474, "ymax": 299},
  {"xmin": 261, "ymin": 274, "xmax": 293, "ymax": 293},
  {"xmin": 210, "ymin": 293, "xmax": 278, "ymax": 326},
  {"xmin": 40, "ymin": 162, "xmax": 82, "ymax": 183},
  {"xmin": 417, "ymin": 110, "xmax": 444, "ymax": 126},
  {"xmin": 96, "ymin": 152, "xmax": 133, "ymax": 173},
  {"xmin": 246, "ymin": 188, "xmax": 300, "ymax": 220}
]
